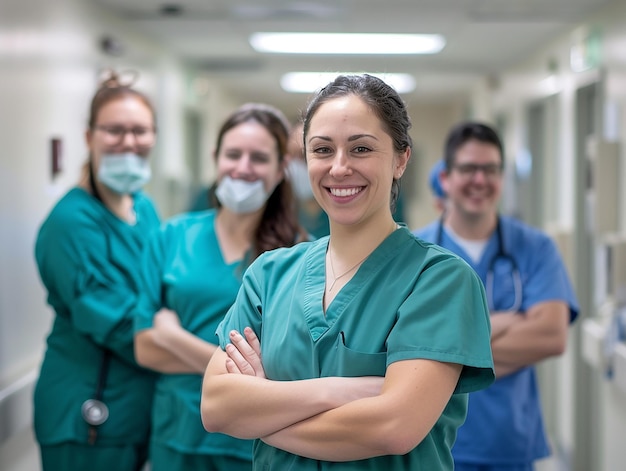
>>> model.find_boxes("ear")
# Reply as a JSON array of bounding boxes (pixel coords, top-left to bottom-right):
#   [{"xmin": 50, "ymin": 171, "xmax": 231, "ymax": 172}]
[
  {"xmin": 394, "ymin": 147, "xmax": 411, "ymax": 179},
  {"xmin": 440, "ymin": 169, "xmax": 450, "ymax": 195}
]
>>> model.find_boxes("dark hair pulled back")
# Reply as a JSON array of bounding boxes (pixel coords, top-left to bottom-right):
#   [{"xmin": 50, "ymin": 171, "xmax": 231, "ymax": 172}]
[{"xmin": 302, "ymin": 74, "xmax": 412, "ymax": 213}]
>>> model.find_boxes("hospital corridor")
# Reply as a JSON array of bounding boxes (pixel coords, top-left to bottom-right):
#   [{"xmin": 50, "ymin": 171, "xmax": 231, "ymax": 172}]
[{"xmin": 2, "ymin": 0, "xmax": 626, "ymax": 470}]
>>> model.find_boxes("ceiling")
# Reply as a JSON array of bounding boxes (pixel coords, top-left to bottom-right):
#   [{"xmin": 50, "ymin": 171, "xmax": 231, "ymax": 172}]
[{"xmin": 95, "ymin": 0, "xmax": 613, "ymax": 114}]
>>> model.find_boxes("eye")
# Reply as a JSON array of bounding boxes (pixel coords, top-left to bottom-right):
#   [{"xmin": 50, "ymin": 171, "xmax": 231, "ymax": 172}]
[
  {"xmin": 352, "ymin": 145, "xmax": 371, "ymax": 154},
  {"xmin": 107, "ymin": 126, "xmax": 126, "ymax": 136},
  {"xmin": 484, "ymin": 164, "xmax": 502, "ymax": 175},
  {"xmin": 131, "ymin": 127, "xmax": 150, "ymax": 137},
  {"xmin": 249, "ymin": 152, "xmax": 271, "ymax": 163},
  {"xmin": 311, "ymin": 145, "xmax": 333, "ymax": 155},
  {"xmin": 224, "ymin": 150, "xmax": 242, "ymax": 160}
]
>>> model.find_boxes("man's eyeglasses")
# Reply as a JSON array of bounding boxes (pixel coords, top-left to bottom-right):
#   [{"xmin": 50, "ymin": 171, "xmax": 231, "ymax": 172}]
[
  {"xmin": 94, "ymin": 125, "xmax": 156, "ymax": 146},
  {"xmin": 451, "ymin": 163, "xmax": 503, "ymax": 179}
]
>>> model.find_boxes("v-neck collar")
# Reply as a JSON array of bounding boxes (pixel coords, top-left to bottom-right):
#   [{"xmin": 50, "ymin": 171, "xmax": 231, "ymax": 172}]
[{"xmin": 301, "ymin": 227, "xmax": 410, "ymax": 342}]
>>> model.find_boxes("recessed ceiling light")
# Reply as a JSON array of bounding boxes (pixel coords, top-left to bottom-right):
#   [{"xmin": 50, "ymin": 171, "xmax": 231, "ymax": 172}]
[
  {"xmin": 280, "ymin": 72, "xmax": 416, "ymax": 94},
  {"xmin": 250, "ymin": 33, "xmax": 445, "ymax": 55}
]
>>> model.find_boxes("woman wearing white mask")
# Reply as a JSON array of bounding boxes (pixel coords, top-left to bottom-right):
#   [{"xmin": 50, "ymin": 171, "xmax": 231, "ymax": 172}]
[
  {"xmin": 33, "ymin": 70, "xmax": 160, "ymax": 471},
  {"xmin": 133, "ymin": 103, "xmax": 308, "ymax": 471}
]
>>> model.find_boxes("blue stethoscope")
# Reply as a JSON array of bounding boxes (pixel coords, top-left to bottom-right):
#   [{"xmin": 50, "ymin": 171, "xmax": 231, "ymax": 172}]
[{"xmin": 436, "ymin": 216, "xmax": 523, "ymax": 312}]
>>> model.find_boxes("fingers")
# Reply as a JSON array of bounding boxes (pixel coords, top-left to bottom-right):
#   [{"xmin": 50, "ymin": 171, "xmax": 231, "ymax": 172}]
[
  {"xmin": 225, "ymin": 343, "xmax": 255, "ymax": 376},
  {"xmin": 225, "ymin": 357, "xmax": 242, "ymax": 374},
  {"xmin": 226, "ymin": 329, "xmax": 266, "ymax": 378},
  {"xmin": 243, "ymin": 327, "xmax": 261, "ymax": 356},
  {"xmin": 229, "ymin": 330, "xmax": 259, "ymax": 361}
]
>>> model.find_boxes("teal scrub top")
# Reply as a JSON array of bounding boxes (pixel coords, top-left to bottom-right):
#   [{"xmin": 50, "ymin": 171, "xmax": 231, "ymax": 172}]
[
  {"xmin": 216, "ymin": 227, "xmax": 495, "ymax": 470},
  {"xmin": 133, "ymin": 210, "xmax": 253, "ymax": 460},
  {"xmin": 33, "ymin": 187, "xmax": 160, "ymax": 446}
]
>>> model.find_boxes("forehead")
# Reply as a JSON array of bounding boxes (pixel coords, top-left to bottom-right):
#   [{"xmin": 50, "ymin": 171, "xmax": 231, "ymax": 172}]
[
  {"xmin": 454, "ymin": 139, "xmax": 501, "ymax": 163},
  {"xmin": 96, "ymin": 96, "xmax": 153, "ymax": 124},
  {"xmin": 309, "ymin": 95, "xmax": 383, "ymax": 135},
  {"xmin": 221, "ymin": 121, "xmax": 277, "ymax": 150}
]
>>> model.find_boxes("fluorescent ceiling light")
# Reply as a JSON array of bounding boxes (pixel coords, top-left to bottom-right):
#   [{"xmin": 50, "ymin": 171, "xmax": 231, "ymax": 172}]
[
  {"xmin": 281, "ymin": 72, "xmax": 416, "ymax": 94},
  {"xmin": 250, "ymin": 33, "xmax": 445, "ymax": 55}
]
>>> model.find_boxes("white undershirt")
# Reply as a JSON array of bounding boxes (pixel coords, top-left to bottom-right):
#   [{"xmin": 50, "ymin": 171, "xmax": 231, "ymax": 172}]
[{"xmin": 444, "ymin": 225, "xmax": 489, "ymax": 264}]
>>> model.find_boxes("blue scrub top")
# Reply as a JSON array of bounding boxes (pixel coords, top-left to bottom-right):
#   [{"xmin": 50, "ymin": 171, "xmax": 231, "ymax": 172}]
[
  {"xmin": 133, "ymin": 210, "xmax": 253, "ymax": 460},
  {"xmin": 34, "ymin": 188, "xmax": 160, "ymax": 446},
  {"xmin": 217, "ymin": 227, "xmax": 495, "ymax": 470},
  {"xmin": 415, "ymin": 215, "xmax": 579, "ymax": 465}
]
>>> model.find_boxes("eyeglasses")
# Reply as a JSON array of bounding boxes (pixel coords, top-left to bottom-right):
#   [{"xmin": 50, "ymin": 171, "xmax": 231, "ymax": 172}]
[
  {"xmin": 451, "ymin": 163, "xmax": 503, "ymax": 179},
  {"xmin": 94, "ymin": 125, "xmax": 156, "ymax": 146}
]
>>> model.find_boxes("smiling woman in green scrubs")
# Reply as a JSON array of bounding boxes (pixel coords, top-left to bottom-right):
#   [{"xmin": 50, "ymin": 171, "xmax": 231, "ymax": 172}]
[
  {"xmin": 133, "ymin": 103, "xmax": 308, "ymax": 471},
  {"xmin": 33, "ymin": 71, "xmax": 160, "ymax": 471},
  {"xmin": 202, "ymin": 74, "xmax": 496, "ymax": 471}
]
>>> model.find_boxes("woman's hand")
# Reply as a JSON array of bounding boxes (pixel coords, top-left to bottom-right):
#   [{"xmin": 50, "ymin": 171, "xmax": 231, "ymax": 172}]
[
  {"xmin": 224, "ymin": 327, "xmax": 266, "ymax": 378},
  {"xmin": 152, "ymin": 308, "xmax": 182, "ymax": 346}
]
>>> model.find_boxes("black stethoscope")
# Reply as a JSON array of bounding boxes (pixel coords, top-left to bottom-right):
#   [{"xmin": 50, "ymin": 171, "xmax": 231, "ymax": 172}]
[{"xmin": 436, "ymin": 216, "xmax": 523, "ymax": 312}]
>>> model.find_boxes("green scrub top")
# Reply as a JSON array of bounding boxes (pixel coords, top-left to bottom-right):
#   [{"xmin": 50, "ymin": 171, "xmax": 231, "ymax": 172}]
[
  {"xmin": 34, "ymin": 187, "xmax": 160, "ymax": 446},
  {"xmin": 216, "ymin": 227, "xmax": 495, "ymax": 471},
  {"xmin": 133, "ymin": 210, "xmax": 253, "ymax": 460}
]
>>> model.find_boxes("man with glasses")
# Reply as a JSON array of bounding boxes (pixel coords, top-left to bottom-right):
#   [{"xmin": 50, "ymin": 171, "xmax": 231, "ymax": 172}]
[{"xmin": 414, "ymin": 121, "xmax": 578, "ymax": 471}]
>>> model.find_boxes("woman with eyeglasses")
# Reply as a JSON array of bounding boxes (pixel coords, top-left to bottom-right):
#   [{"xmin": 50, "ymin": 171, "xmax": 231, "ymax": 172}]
[{"xmin": 33, "ymin": 70, "xmax": 160, "ymax": 471}]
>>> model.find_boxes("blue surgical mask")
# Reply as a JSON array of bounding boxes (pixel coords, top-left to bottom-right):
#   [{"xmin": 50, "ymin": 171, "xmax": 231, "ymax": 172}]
[
  {"xmin": 97, "ymin": 152, "xmax": 151, "ymax": 194},
  {"xmin": 215, "ymin": 176, "xmax": 269, "ymax": 213},
  {"xmin": 286, "ymin": 159, "xmax": 314, "ymax": 201}
]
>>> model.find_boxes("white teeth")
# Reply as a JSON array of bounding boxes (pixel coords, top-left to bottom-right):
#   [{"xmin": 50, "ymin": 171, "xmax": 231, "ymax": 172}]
[{"xmin": 330, "ymin": 187, "xmax": 362, "ymax": 197}]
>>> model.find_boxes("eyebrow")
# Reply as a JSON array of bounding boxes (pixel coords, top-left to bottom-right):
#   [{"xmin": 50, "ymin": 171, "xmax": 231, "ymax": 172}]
[{"xmin": 308, "ymin": 133, "xmax": 378, "ymax": 143}]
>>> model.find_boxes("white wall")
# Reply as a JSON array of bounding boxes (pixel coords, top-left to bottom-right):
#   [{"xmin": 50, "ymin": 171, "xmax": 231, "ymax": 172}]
[{"xmin": 403, "ymin": 102, "xmax": 467, "ymax": 230}]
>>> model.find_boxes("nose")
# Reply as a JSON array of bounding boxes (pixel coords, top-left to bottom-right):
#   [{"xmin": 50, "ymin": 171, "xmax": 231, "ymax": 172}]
[
  {"xmin": 329, "ymin": 150, "xmax": 351, "ymax": 178},
  {"xmin": 120, "ymin": 130, "xmax": 138, "ymax": 149},
  {"xmin": 469, "ymin": 168, "xmax": 489, "ymax": 184},
  {"xmin": 232, "ymin": 154, "xmax": 253, "ymax": 176}
]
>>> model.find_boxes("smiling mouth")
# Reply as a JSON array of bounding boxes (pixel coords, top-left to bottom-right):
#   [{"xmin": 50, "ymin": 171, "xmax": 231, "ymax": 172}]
[{"xmin": 329, "ymin": 187, "xmax": 364, "ymax": 197}]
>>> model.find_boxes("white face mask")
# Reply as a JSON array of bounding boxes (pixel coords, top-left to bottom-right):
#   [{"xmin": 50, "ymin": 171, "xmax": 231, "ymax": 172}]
[
  {"xmin": 286, "ymin": 159, "xmax": 314, "ymax": 201},
  {"xmin": 97, "ymin": 152, "xmax": 151, "ymax": 194},
  {"xmin": 215, "ymin": 176, "xmax": 270, "ymax": 213}
]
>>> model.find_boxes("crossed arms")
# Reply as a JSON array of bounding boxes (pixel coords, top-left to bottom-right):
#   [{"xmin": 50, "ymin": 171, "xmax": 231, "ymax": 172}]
[
  {"xmin": 489, "ymin": 300, "xmax": 569, "ymax": 377},
  {"xmin": 201, "ymin": 328, "xmax": 462, "ymax": 461}
]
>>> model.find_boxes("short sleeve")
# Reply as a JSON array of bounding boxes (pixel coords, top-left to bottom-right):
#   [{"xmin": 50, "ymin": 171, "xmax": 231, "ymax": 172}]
[
  {"xmin": 34, "ymin": 193, "xmax": 158, "ymax": 366},
  {"xmin": 523, "ymin": 235, "xmax": 579, "ymax": 322},
  {"xmin": 41, "ymin": 226, "xmax": 138, "ymax": 363},
  {"xmin": 215, "ymin": 256, "xmax": 265, "ymax": 349},
  {"xmin": 387, "ymin": 256, "xmax": 495, "ymax": 394}
]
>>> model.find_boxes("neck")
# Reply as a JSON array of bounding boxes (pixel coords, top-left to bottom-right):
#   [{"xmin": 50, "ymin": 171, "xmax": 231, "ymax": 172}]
[
  {"xmin": 324, "ymin": 217, "xmax": 398, "ymax": 301},
  {"xmin": 328, "ymin": 216, "xmax": 398, "ymax": 264},
  {"xmin": 216, "ymin": 208, "xmax": 260, "ymax": 241},
  {"xmin": 215, "ymin": 208, "xmax": 262, "ymax": 264},
  {"xmin": 78, "ymin": 170, "xmax": 135, "ymax": 223},
  {"xmin": 443, "ymin": 210, "xmax": 497, "ymax": 240}
]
